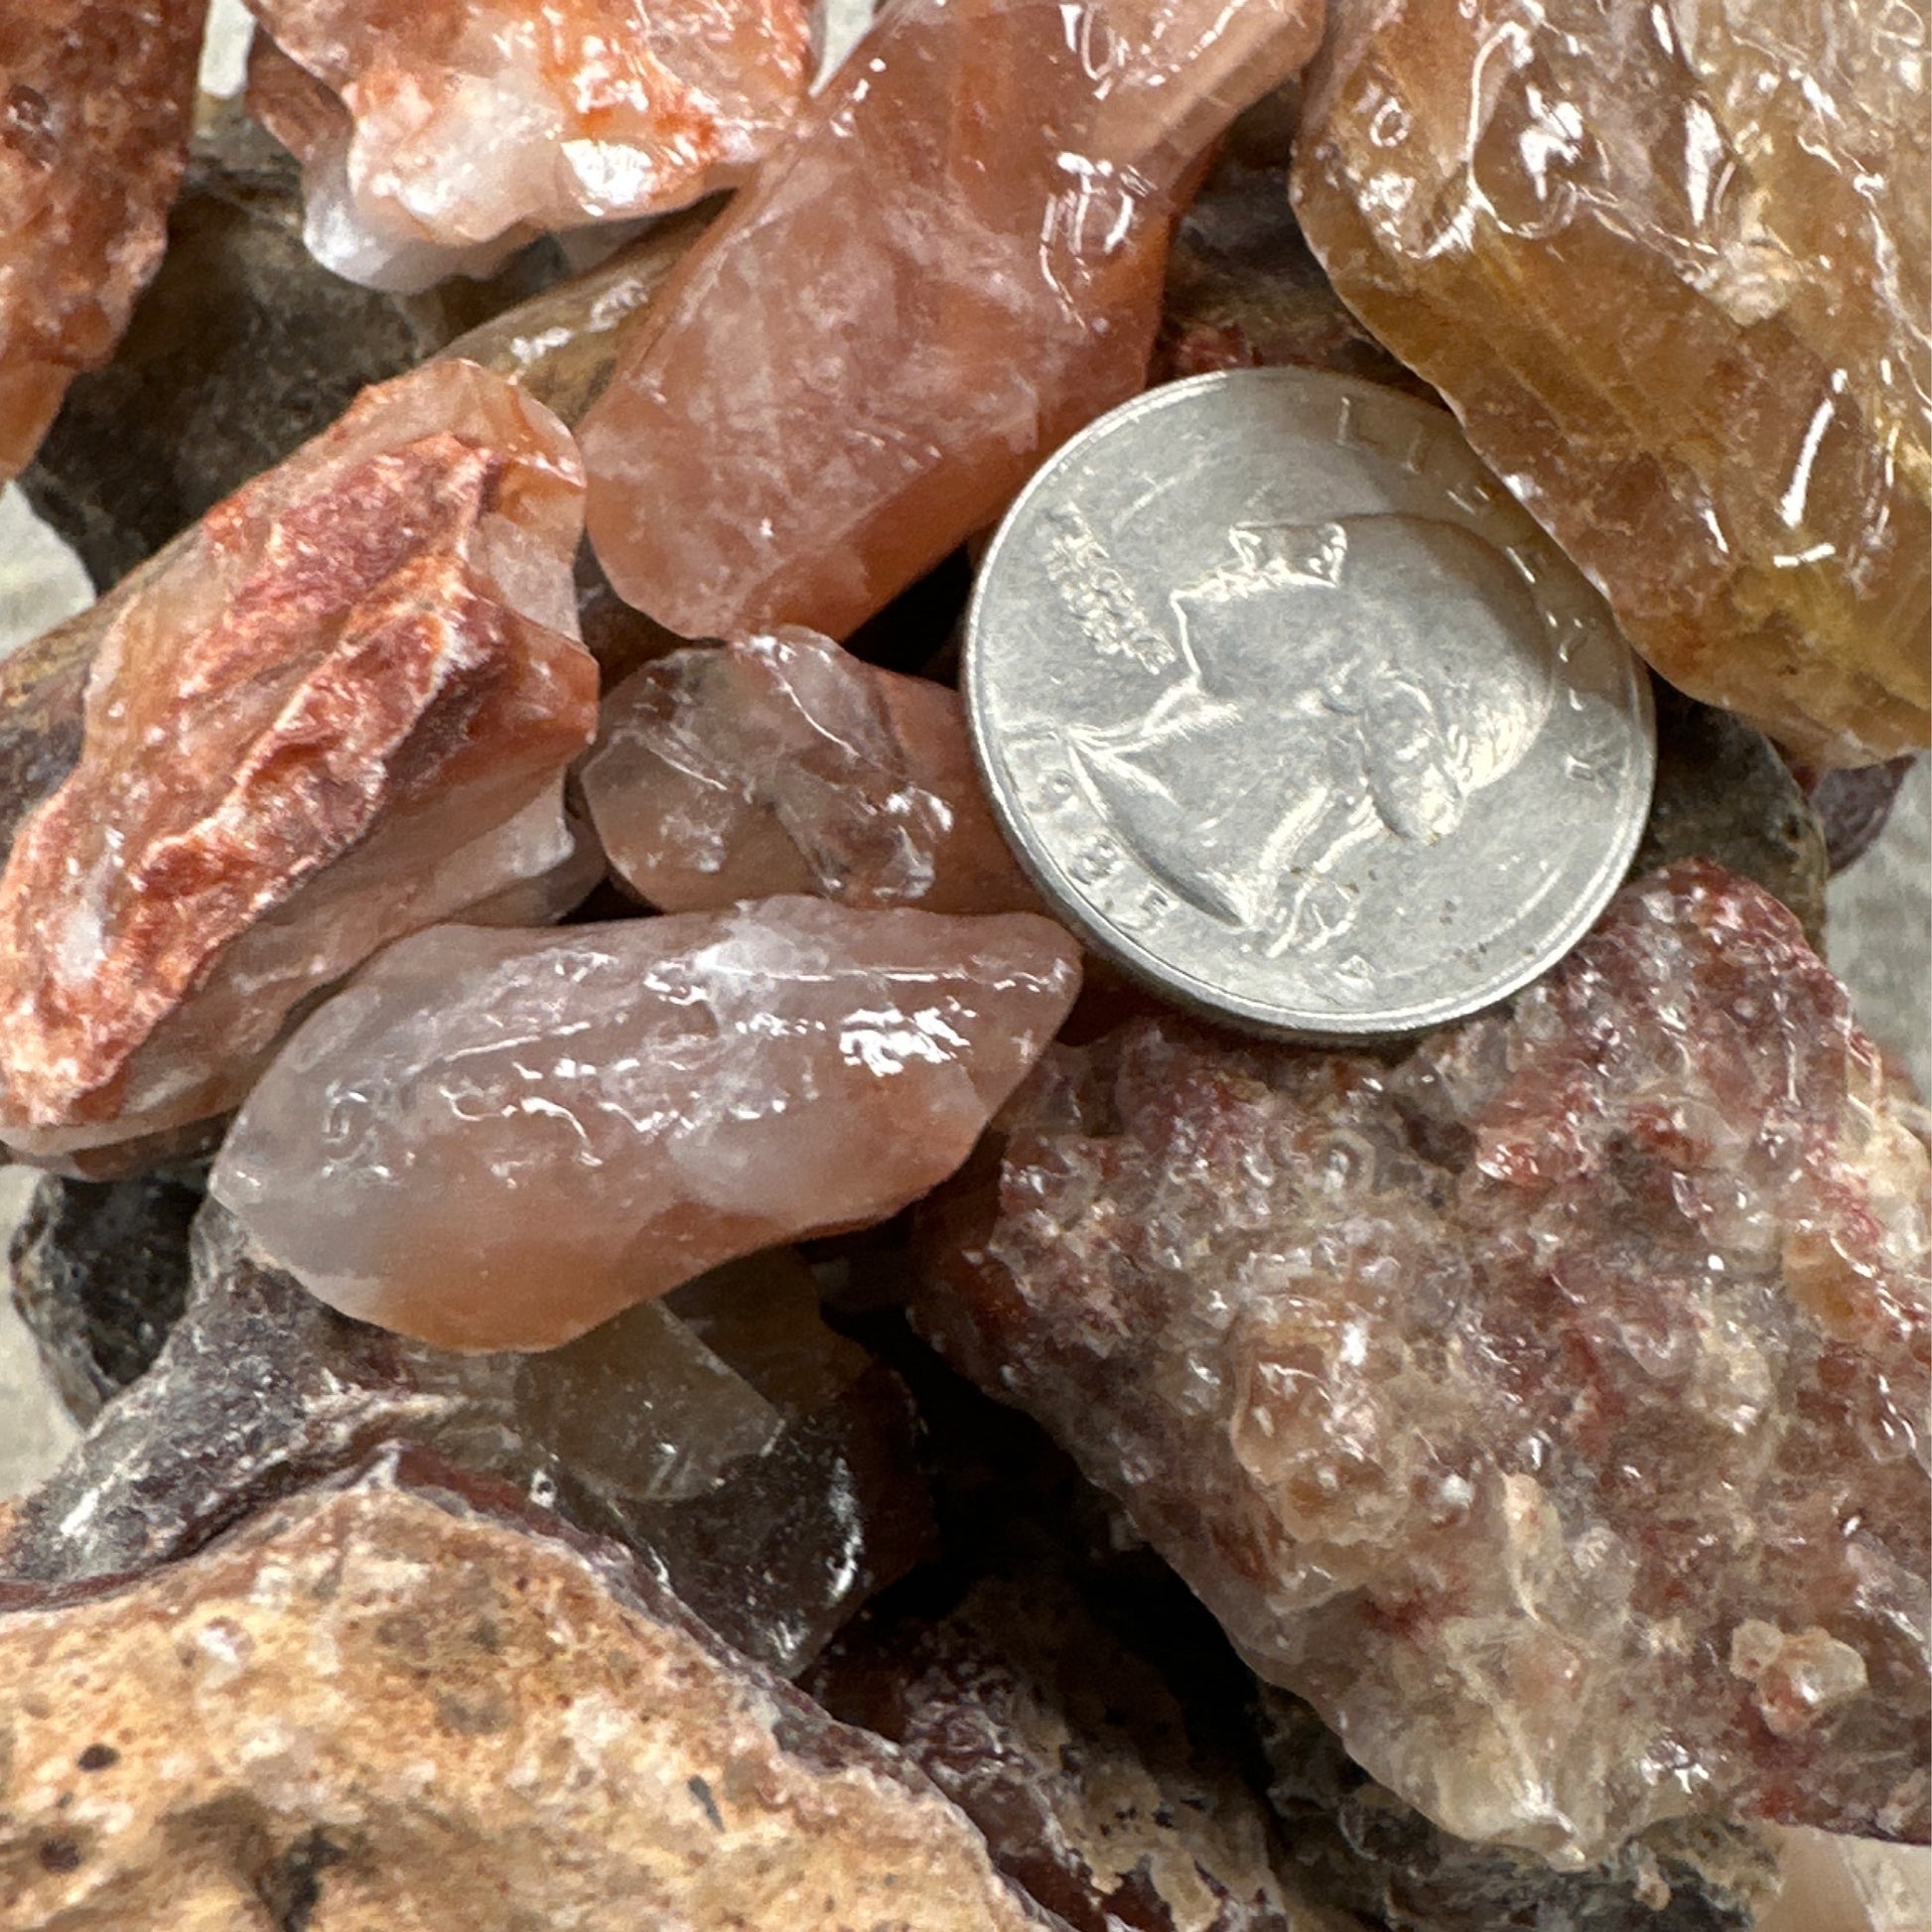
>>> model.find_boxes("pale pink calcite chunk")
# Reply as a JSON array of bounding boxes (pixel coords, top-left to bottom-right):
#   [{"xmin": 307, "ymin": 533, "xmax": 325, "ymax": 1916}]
[
  {"xmin": 580, "ymin": 0, "xmax": 1327, "ymax": 642},
  {"xmin": 209, "ymin": 898, "xmax": 1083, "ymax": 1351},
  {"xmin": 245, "ymin": 0, "xmax": 811, "ymax": 292},
  {"xmin": 0, "ymin": 0, "xmax": 207, "ymax": 478},
  {"xmin": 0, "ymin": 358, "xmax": 599, "ymax": 1162},
  {"xmin": 581, "ymin": 630, "xmax": 1041, "ymax": 916}
]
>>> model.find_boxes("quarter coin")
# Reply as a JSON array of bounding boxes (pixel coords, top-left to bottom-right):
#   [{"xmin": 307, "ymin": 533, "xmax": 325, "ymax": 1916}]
[{"xmin": 964, "ymin": 367, "xmax": 1656, "ymax": 1037}]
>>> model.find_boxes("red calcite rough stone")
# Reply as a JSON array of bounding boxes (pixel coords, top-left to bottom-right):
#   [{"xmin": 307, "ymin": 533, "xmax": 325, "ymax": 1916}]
[
  {"xmin": 0, "ymin": 359, "xmax": 598, "ymax": 1163},
  {"xmin": 916, "ymin": 861, "xmax": 1930, "ymax": 1866},
  {"xmin": 0, "ymin": 0, "xmax": 207, "ymax": 478},
  {"xmin": 582, "ymin": 629, "xmax": 1040, "ymax": 916},
  {"xmin": 246, "ymin": 0, "xmax": 810, "ymax": 291},
  {"xmin": 580, "ymin": 0, "xmax": 1327, "ymax": 642},
  {"xmin": 210, "ymin": 897, "xmax": 1083, "ymax": 1350}
]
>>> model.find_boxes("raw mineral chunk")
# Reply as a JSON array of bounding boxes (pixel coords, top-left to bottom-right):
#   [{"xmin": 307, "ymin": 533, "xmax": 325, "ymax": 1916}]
[
  {"xmin": 1291, "ymin": 0, "xmax": 1931, "ymax": 768},
  {"xmin": 18, "ymin": 103, "xmax": 561, "ymax": 594},
  {"xmin": 0, "ymin": 1200, "xmax": 930, "ymax": 1674},
  {"xmin": 0, "ymin": 0, "xmax": 207, "ymax": 482},
  {"xmin": 211, "ymin": 898, "xmax": 1082, "ymax": 1349},
  {"xmin": 1760, "ymin": 1828, "xmax": 1932, "ymax": 1932},
  {"xmin": 7, "ymin": 1170, "xmax": 200, "ymax": 1425},
  {"xmin": 915, "ymin": 861, "xmax": 1930, "ymax": 1864},
  {"xmin": 246, "ymin": 0, "xmax": 809, "ymax": 292},
  {"xmin": 581, "ymin": 0, "xmax": 1326, "ymax": 642},
  {"xmin": 1258, "ymin": 1688, "xmax": 1782, "ymax": 1932},
  {"xmin": 0, "ymin": 1450, "xmax": 1059, "ymax": 1931},
  {"xmin": 0, "ymin": 359, "xmax": 599, "ymax": 1162},
  {"xmin": 583, "ymin": 630, "xmax": 1039, "ymax": 916},
  {"xmin": 1788, "ymin": 757, "xmax": 1920, "ymax": 877},
  {"xmin": 813, "ymin": 1573, "xmax": 1361, "ymax": 1932}
]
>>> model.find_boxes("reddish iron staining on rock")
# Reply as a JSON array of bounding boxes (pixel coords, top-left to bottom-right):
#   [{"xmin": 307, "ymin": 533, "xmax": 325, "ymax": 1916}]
[
  {"xmin": 247, "ymin": 0, "xmax": 810, "ymax": 291},
  {"xmin": 582, "ymin": 630, "xmax": 1041, "ymax": 916},
  {"xmin": 0, "ymin": 359, "xmax": 597, "ymax": 1162},
  {"xmin": 580, "ymin": 0, "xmax": 1326, "ymax": 643},
  {"xmin": 916, "ymin": 862, "xmax": 1929, "ymax": 1865},
  {"xmin": 0, "ymin": 0, "xmax": 207, "ymax": 478}
]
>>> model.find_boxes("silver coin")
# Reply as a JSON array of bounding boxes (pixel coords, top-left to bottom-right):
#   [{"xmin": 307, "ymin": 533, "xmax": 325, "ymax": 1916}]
[{"xmin": 964, "ymin": 367, "xmax": 1656, "ymax": 1038}]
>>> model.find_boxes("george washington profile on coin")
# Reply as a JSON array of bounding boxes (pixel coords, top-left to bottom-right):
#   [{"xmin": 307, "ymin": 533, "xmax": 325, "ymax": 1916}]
[{"xmin": 1064, "ymin": 513, "xmax": 1557, "ymax": 958}]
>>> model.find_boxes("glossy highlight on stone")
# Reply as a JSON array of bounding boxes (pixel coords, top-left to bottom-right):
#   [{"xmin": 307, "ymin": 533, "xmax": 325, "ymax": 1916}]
[
  {"xmin": 247, "ymin": 0, "xmax": 808, "ymax": 291},
  {"xmin": 583, "ymin": 630, "xmax": 1040, "ymax": 915},
  {"xmin": 581, "ymin": 0, "xmax": 1326, "ymax": 642},
  {"xmin": 0, "ymin": 358, "xmax": 598, "ymax": 1162},
  {"xmin": 211, "ymin": 898, "xmax": 1082, "ymax": 1350},
  {"xmin": 916, "ymin": 861, "xmax": 1929, "ymax": 1864},
  {"xmin": 0, "ymin": 0, "xmax": 207, "ymax": 481},
  {"xmin": 1292, "ymin": 0, "xmax": 1931, "ymax": 768}
]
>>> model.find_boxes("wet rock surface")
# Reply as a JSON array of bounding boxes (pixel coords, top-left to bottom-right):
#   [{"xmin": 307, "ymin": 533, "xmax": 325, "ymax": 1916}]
[
  {"xmin": 916, "ymin": 861, "xmax": 1929, "ymax": 1863},
  {"xmin": 0, "ymin": 358, "xmax": 598, "ymax": 1162},
  {"xmin": 0, "ymin": 1449, "xmax": 1058, "ymax": 1931},
  {"xmin": 1292, "ymin": 0, "xmax": 1931, "ymax": 768},
  {"xmin": 212, "ymin": 899, "xmax": 1081, "ymax": 1350},
  {"xmin": 581, "ymin": 0, "xmax": 1326, "ymax": 642},
  {"xmin": 583, "ymin": 630, "xmax": 1039, "ymax": 916},
  {"xmin": 6, "ymin": 1169, "xmax": 200, "ymax": 1426},
  {"xmin": 248, "ymin": 0, "xmax": 806, "ymax": 292}
]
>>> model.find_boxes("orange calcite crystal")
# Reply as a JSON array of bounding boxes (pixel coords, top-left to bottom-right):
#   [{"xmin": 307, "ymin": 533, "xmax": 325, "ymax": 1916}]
[
  {"xmin": 0, "ymin": 0, "xmax": 207, "ymax": 479},
  {"xmin": 1292, "ymin": 0, "xmax": 1931, "ymax": 768},
  {"xmin": 209, "ymin": 899, "xmax": 1082, "ymax": 1350},
  {"xmin": 580, "ymin": 0, "xmax": 1327, "ymax": 642},
  {"xmin": 247, "ymin": 0, "xmax": 810, "ymax": 291},
  {"xmin": 0, "ymin": 359, "xmax": 598, "ymax": 1162},
  {"xmin": 582, "ymin": 630, "xmax": 1040, "ymax": 915}
]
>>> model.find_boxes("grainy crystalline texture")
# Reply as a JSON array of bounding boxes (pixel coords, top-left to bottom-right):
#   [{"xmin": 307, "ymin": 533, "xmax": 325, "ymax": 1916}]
[
  {"xmin": 0, "ymin": 1452, "xmax": 1060, "ymax": 1931},
  {"xmin": 1291, "ymin": 0, "xmax": 1931, "ymax": 768},
  {"xmin": 915, "ymin": 861, "xmax": 1931, "ymax": 1865},
  {"xmin": 812, "ymin": 1574, "xmax": 1362, "ymax": 1932},
  {"xmin": 1258, "ymin": 1689, "xmax": 1783, "ymax": 1932},
  {"xmin": 0, "ymin": 0, "xmax": 207, "ymax": 482},
  {"xmin": 583, "ymin": 630, "xmax": 1040, "ymax": 916},
  {"xmin": 211, "ymin": 898, "xmax": 1082, "ymax": 1350},
  {"xmin": 0, "ymin": 360, "xmax": 599, "ymax": 1163},
  {"xmin": 580, "ymin": 0, "xmax": 1327, "ymax": 642},
  {"xmin": 245, "ymin": 0, "xmax": 808, "ymax": 292}
]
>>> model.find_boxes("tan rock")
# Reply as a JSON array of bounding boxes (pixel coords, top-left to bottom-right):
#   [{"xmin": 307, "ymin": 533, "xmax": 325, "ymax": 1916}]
[
  {"xmin": 1291, "ymin": 0, "xmax": 1930, "ymax": 766},
  {"xmin": 0, "ymin": 0, "xmax": 207, "ymax": 480},
  {"xmin": 1760, "ymin": 1828, "xmax": 1932, "ymax": 1932},
  {"xmin": 0, "ymin": 1452, "xmax": 1058, "ymax": 1930},
  {"xmin": 583, "ymin": 629, "xmax": 1041, "ymax": 916},
  {"xmin": 0, "ymin": 359, "xmax": 598, "ymax": 1162}
]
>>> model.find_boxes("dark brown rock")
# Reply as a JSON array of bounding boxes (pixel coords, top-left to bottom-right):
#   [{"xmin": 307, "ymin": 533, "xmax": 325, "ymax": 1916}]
[{"xmin": 6, "ymin": 1169, "xmax": 200, "ymax": 1426}]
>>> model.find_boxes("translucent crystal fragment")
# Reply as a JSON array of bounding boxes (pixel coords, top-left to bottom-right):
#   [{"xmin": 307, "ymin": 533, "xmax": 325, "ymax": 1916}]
[
  {"xmin": 0, "ymin": 1452, "xmax": 1060, "ymax": 1930},
  {"xmin": 580, "ymin": 0, "xmax": 1326, "ymax": 642},
  {"xmin": 0, "ymin": 0, "xmax": 207, "ymax": 480},
  {"xmin": 583, "ymin": 630, "xmax": 1039, "ymax": 916},
  {"xmin": 211, "ymin": 898, "xmax": 1082, "ymax": 1349},
  {"xmin": 1292, "ymin": 0, "xmax": 1931, "ymax": 767},
  {"xmin": 915, "ymin": 861, "xmax": 1929, "ymax": 1864},
  {"xmin": 246, "ymin": 0, "xmax": 809, "ymax": 292},
  {"xmin": 0, "ymin": 360, "xmax": 598, "ymax": 1162}
]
